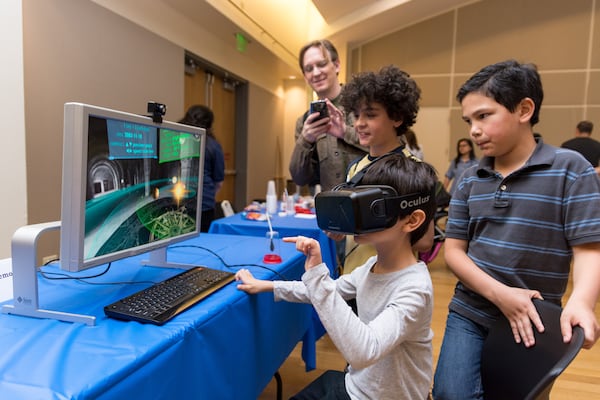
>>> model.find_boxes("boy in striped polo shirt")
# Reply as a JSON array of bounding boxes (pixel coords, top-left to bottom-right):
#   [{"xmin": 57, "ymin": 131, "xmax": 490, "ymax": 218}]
[{"xmin": 433, "ymin": 60, "xmax": 600, "ymax": 400}]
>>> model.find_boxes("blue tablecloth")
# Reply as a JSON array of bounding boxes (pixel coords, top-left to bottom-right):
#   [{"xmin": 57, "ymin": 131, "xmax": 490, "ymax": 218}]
[
  {"xmin": 0, "ymin": 233, "xmax": 317, "ymax": 400},
  {"xmin": 209, "ymin": 212, "xmax": 338, "ymax": 277}
]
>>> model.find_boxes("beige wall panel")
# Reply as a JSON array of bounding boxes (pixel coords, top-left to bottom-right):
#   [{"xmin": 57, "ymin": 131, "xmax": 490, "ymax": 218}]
[
  {"xmin": 540, "ymin": 72, "xmax": 587, "ymax": 105},
  {"xmin": 415, "ymin": 76, "xmax": 452, "ymax": 107},
  {"xmin": 246, "ymin": 84, "xmax": 285, "ymax": 203},
  {"xmin": 589, "ymin": 71, "xmax": 600, "ymax": 104},
  {"xmin": 536, "ymin": 108, "xmax": 585, "ymax": 146},
  {"xmin": 586, "ymin": 107, "xmax": 600, "ymax": 128},
  {"xmin": 350, "ymin": 47, "xmax": 360, "ymax": 76},
  {"xmin": 360, "ymin": 13, "xmax": 454, "ymax": 74},
  {"xmin": 413, "ymin": 107, "xmax": 452, "ymax": 175},
  {"xmin": 282, "ymin": 78, "xmax": 308, "ymax": 183},
  {"xmin": 455, "ymin": 0, "xmax": 591, "ymax": 72},
  {"xmin": 592, "ymin": 0, "xmax": 600, "ymax": 68},
  {"xmin": 450, "ymin": 73, "xmax": 474, "ymax": 102}
]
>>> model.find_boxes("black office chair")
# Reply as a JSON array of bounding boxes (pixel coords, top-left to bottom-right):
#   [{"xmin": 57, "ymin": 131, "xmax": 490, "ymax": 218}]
[{"xmin": 481, "ymin": 299, "xmax": 585, "ymax": 400}]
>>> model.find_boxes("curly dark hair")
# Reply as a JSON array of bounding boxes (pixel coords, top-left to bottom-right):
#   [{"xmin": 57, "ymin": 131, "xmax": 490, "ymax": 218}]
[{"xmin": 340, "ymin": 65, "xmax": 421, "ymax": 136}]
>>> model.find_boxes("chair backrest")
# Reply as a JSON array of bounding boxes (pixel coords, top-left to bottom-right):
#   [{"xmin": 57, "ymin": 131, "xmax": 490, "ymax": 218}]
[
  {"xmin": 481, "ymin": 299, "xmax": 585, "ymax": 400},
  {"xmin": 220, "ymin": 200, "xmax": 235, "ymax": 217}
]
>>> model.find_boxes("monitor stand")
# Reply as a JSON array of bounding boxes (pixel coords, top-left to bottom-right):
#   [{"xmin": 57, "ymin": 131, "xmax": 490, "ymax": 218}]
[
  {"xmin": 141, "ymin": 246, "xmax": 198, "ymax": 269},
  {"xmin": 1, "ymin": 222, "xmax": 96, "ymax": 326}
]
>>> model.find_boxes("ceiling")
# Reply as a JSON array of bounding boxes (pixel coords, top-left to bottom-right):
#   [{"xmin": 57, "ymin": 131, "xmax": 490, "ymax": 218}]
[
  {"xmin": 312, "ymin": 0, "xmax": 476, "ymax": 44},
  {"xmin": 165, "ymin": 0, "xmax": 477, "ymax": 73}
]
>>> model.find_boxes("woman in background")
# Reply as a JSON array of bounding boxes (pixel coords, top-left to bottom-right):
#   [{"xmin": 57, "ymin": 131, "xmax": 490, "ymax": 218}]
[
  {"xmin": 443, "ymin": 137, "xmax": 478, "ymax": 197},
  {"xmin": 404, "ymin": 129, "xmax": 424, "ymax": 160},
  {"xmin": 179, "ymin": 105, "xmax": 225, "ymax": 232}
]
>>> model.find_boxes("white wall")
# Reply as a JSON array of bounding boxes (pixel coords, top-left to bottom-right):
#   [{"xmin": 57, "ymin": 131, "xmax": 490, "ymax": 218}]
[
  {"xmin": 0, "ymin": 0, "xmax": 27, "ymax": 258},
  {"xmin": 22, "ymin": 0, "xmax": 186, "ymax": 262},
  {"xmin": 282, "ymin": 79, "xmax": 309, "ymax": 182},
  {"xmin": 91, "ymin": 0, "xmax": 295, "ymax": 98},
  {"xmin": 91, "ymin": 0, "xmax": 308, "ymax": 198}
]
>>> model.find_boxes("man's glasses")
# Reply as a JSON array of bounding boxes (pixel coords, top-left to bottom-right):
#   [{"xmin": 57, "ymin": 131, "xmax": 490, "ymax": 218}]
[{"xmin": 303, "ymin": 59, "xmax": 330, "ymax": 74}]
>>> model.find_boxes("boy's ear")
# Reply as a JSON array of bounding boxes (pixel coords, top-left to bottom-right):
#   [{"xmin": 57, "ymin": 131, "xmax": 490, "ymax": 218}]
[
  {"xmin": 402, "ymin": 209, "xmax": 426, "ymax": 233},
  {"xmin": 518, "ymin": 97, "xmax": 535, "ymax": 123}
]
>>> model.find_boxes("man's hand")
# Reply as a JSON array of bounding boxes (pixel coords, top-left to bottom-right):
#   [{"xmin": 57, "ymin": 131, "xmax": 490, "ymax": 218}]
[
  {"xmin": 301, "ymin": 112, "xmax": 331, "ymax": 143},
  {"xmin": 301, "ymin": 99, "xmax": 347, "ymax": 142},
  {"xmin": 325, "ymin": 99, "xmax": 346, "ymax": 139}
]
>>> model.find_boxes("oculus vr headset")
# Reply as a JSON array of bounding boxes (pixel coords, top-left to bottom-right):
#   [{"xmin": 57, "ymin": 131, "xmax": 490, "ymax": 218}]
[{"xmin": 314, "ymin": 151, "xmax": 435, "ymax": 235}]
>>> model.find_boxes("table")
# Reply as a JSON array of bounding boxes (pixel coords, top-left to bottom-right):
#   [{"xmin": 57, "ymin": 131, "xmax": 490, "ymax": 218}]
[
  {"xmin": 209, "ymin": 212, "xmax": 338, "ymax": 277},
  {"xmin": 0, "ymin": 233, "xmax": 317, "ymax": 400}
]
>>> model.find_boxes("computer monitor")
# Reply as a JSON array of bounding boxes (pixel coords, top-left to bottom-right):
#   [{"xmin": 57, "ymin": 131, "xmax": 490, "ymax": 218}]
[{"xmin": 60, "ymin": 102, "xmax": 205, "ymax": 272}]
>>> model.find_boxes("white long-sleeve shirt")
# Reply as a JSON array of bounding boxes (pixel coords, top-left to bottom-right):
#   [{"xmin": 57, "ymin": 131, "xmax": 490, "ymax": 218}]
[{"xmin": 274, "ymin": 256, "xmax": 433, "ymax": 400}]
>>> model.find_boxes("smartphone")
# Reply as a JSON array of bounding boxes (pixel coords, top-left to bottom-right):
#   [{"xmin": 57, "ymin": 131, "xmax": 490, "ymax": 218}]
[{"xmin": 310, "ymin": 100, "xmax": 329, "ymax": 120}]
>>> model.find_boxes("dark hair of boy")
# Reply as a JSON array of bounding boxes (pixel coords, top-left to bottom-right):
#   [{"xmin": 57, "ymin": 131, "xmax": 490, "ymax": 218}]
[
  {"xmin": 360, "ymin": 153, "xmax": 437, "ymax": 245},
  {"xmin": 340, "ymin": 65, "xmax": 421, "ymax": 136},
  {"xmin": 457, "ymin": 59, "xmax": 543, "ymax": 126}
]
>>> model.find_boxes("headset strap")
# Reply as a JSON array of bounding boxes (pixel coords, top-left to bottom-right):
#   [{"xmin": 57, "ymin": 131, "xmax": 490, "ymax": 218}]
[{"xmin": 345, "ymin": 146, "xmax": 421, "ymax": 188}]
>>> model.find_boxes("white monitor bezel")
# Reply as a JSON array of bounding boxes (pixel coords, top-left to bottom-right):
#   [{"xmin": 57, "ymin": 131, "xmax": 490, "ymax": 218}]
[{"xmin": 60, "ymin": 102, "xmax": 205, "ymax": 272}]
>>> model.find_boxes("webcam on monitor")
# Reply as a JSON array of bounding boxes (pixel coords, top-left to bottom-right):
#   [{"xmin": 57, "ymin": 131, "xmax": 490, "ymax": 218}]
[{"xmin": 147, "ymin": 101, "xmax": 167, "ymax": 123}]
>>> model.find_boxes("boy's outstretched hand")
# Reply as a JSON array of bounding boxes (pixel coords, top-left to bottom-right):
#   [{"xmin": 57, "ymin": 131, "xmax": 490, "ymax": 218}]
[
  {"xmin": 235, "ymin": 269, "xmax": 274, "ymax": 294},
  {"xmin": 283, "ymin": 236, "xmax": 323, "ymax": 271}
]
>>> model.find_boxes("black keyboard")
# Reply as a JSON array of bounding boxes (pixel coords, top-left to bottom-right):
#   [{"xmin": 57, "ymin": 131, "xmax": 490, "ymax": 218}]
[{"xmin": 104, "ymin": 266, "xmax": 235, "ymax": 325}]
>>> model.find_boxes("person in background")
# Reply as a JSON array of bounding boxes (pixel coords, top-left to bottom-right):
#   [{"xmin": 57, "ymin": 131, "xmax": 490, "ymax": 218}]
[
  {"xmin": 561, "ymin": 120, "xmax": 600, "ymax": 175},
  {"xmin": 179, "ymin": 105, "xmax": 225, "ymax": 232},
  {"xmin": 236, "ymin": 153, "xmax": 438, "ymax": 400},
  {"xmin": 442, "ymin": 138, "xmax": 478, "ymax": 197},
  {"xmin": 289, "ymin": 39, "xmax": 366, "ymax": 192},
  {"xmin": 404, "ymin": 128, "xmax": 424, "ymax": 160},
  {"xmin": 432, "ymin": 60, "xmax": 600, "ymax": 399}
]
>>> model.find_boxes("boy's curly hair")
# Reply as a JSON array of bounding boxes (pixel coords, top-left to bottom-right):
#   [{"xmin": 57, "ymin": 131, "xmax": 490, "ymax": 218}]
[{"xmin": 340, "ymin": 65, "xmax": 421, "ymax": 136}]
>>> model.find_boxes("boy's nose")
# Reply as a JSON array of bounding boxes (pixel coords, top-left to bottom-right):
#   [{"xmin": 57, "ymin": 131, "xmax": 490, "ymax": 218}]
[
  {"xmin": 354, "ymin": 115, "xmax": 366, "ymax": 127},
  {"xmin": 470, "ymin": 125, "xmax": 482, "ymax": 138}
]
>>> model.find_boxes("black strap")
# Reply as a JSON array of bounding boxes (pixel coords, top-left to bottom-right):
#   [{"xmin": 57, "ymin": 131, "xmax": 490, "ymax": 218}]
[{"xmin": 344, "ymin": 147, "xmax": 420, "ymax": 188}]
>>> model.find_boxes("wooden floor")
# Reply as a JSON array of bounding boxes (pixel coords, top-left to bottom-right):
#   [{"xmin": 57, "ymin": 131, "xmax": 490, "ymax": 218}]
[{"xmin": 259, "ymin": 247, "xmax": 600, "ymax": 399}]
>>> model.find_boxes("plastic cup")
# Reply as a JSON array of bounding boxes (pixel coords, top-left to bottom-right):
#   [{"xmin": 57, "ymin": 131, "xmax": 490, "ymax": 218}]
[{"xmin": 263, "ymin": 231, "xmax": 282, "ymax": 264}]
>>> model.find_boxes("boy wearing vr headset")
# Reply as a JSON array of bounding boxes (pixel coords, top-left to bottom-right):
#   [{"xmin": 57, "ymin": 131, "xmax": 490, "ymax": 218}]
[{"xmin": 236, "ymin": 153, "xmax": 438, "ymax": 399}]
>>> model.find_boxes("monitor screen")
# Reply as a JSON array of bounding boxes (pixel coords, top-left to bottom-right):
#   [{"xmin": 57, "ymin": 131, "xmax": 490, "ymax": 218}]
[{"xmin": 60, "ymin": 103, "xmax": 205, "ymax": 272}]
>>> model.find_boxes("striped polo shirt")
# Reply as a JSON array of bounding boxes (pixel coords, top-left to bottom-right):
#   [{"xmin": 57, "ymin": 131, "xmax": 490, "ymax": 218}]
[{"xmin": 445, "ymin": 139, "xmax": 600, "ymax": 328}]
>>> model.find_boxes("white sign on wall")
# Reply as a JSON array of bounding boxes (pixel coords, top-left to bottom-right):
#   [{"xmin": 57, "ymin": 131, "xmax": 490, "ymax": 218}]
[{"xmin": 0, "ymin": 259, "xmax": 13, "ymax": 302}]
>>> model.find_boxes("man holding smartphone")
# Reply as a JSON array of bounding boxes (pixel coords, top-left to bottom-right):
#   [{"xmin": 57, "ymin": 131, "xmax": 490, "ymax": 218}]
[{"xmin": 289, "ymin": 40, "xmax": 366, "ymax": 192}]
